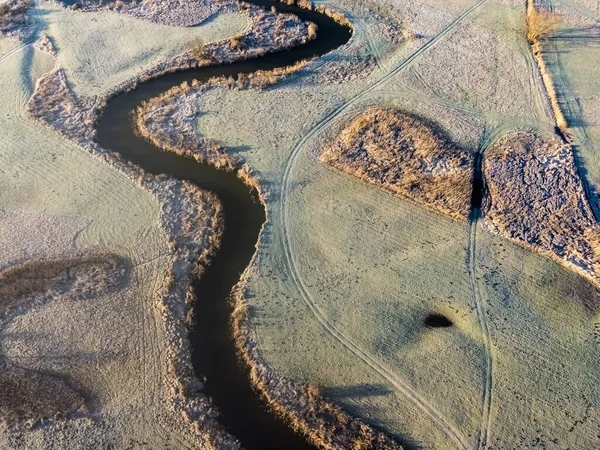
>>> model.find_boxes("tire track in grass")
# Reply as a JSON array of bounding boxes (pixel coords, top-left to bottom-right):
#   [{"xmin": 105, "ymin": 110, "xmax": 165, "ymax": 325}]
[
  {"xmin": 469, "ymin": 125, "xmax": 509, "ymax": 450},
  {"xmin": 278, "ymin": 1, "xmax": 489, "ymax": 448},
  {"xmin": 517, "ymin": 36, "xmax": 553, "ymax": 123},
  {"xmin": 0, "ymin": 0, "xmax": 44, "ymax": 65},
  {"xmin": 328, "ymin": 4, "xmax": 382, "ymax": 69},
  {"xmin": 467, "ymin": 168, "xmax": 492, "ymax": 450}
]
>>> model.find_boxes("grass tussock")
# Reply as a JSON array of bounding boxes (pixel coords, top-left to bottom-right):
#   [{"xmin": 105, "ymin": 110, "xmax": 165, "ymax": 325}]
[
  {"xmin": 483, "ymin": 131, "xmax": 600, "ymax": 287},
  {"xmin": 320, "ymin": 107, "xmax": 474, "ymax": 220},
  {"xmin": 307, "ymin": 21, "xmax": 318, "ymax": 40},
  {"xmin": 229, "ymin": 34, "xmax": 245, "ymax": 50},
  {"xmin": 525, "ymin": 2, "xmax": 567, "ymax": 130},
  {"xmin": 188, "ymin": 37, "xmax": 210, "ymax": 64}
]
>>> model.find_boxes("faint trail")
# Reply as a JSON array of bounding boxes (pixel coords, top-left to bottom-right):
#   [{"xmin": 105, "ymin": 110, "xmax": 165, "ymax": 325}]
[
  {"xmin": 467, "ymin": 160, "xmax": 493, "ymax": 450},
  {"xmin": 332, "ymin": 4, "xmax": 382, "ymax": 69},
  {"xmin": 0, "ymin": 0, "xmax": 44, "ymax": 65},
  {"xmin": 357, "ymin": 3, "xmax": 383, "ymax": 70},
  {"xmin": 468, "ymin": 126, "xmax": 508, "ymax": 450},
  {"xmin": 558, "ymin": 0, "xmax": 600, "ymax": 22},
  {"xmin": 517, "ymin": 36, "xmax": 553, "ymax": 122},
  {"xmin": 278, "ymin": 0, "xmax": 489, "ymax": 448}
]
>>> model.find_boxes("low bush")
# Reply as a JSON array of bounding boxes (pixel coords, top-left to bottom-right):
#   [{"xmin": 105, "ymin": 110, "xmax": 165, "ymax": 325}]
[
  {"xmin": 229, "ymin": 34, "xmax": 244, "ymax": 50},
  {"xmin": 188, "ymin": 37, "xmax": 209, "ymax": 63},
  {"xmin": 526, "ymin": 7, "xmax": 559, "ymax": 44},
  {"xmin": 307, "ymin": 22, "xmax": 317, "ymax": 40}
]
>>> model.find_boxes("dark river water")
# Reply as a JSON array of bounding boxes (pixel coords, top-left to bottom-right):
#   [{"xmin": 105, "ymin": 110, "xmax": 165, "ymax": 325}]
[{"xmin": 95, "ymin": 2, "xmax": 351, "ymax": 449}]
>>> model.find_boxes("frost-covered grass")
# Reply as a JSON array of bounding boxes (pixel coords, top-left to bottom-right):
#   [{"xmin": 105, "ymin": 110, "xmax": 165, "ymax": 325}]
[
  {"xmin": 41, "ymin": 3, "xmax": 249, "ymax": 96},
  {"xmin": 144, "ymin": 0, "xmax": 600, "ymax": 447},
  {"xmin": 0, "ymin": 0, "xmax": 246, "ymax": 445}
]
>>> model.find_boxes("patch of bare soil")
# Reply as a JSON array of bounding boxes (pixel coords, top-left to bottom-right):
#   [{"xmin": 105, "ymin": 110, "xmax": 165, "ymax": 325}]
[
  {"xmin": 483, "ymin": 130, "xmax": 600, "ymax": 285},
  {"xmin": 320, "ymin": 107, "xmax": 474, "ymax": 220}
]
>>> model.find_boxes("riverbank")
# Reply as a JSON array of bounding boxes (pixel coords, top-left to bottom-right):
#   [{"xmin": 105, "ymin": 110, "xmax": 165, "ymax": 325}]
[
  {"xmin": 0, "ymin": 0, "xmax": 298, "ymax": 448},
  {"xmin": 10, "ymin": 0, "xmax": 403, "ymax": 448},
  {"xmin": 138, "ymin": 0, "xmax": 600, "ymax": 447}
]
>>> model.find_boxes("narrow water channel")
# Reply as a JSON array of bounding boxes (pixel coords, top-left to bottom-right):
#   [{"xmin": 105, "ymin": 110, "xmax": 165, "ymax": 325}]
[{"xmin": 95, "ymin": 2, "xmax": 351, "ymax": 449}]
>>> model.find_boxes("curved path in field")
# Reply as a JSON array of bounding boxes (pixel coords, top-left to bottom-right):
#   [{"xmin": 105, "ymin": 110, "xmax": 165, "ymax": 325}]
[
  {"xmin": 95, "ymin": 2, "xmax": 351, "ymax": 449},
  {"xmin": 95, "ymin": 0, "xmax": 492, "ymax": 448},
  {"xmin": 278, "ymin": 1, "xmax": 488, "ymax": 449}
]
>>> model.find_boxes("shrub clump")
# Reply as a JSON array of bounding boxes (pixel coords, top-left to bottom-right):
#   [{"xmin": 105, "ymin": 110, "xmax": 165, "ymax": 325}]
[
  {"xmin": 320, "ymin": 107, "xmax": 474, "ymax": 220},
  {"xmin": 483, "ymin": 131, "xmax": 600, "ymax": 284},
  {"xmin": 526, "ymin": 6, "xmax": 560, "ymax": 45},
  {"xmin": 0, "ymin": 0, "xmax": 32, "ymax": 38},
  {"xmin": 188, "ymin": 37, "xmax": 209, "ymax": 64}
]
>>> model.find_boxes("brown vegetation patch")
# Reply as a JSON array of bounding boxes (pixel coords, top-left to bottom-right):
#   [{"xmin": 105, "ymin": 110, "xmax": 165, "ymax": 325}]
[
  {"xmin": 526, "ymin": 1, "xmax": 566, "ymax": 130},
  {"xmin": 0, "ymin": 253, "xmax": 126, "ymax": 428},
  {"xmin": 27, "ymin": 68, "xmax": 98, "ymax": 143},
  {"xmin": 526, "ymin": 5, "xmax": 560, "ymax": 44},
  {"xmin": 0, "ymin": 0, "xmax": 32, "ymax": 39},
  {"xmin": 483, "ymin": 131, "xmax": 600, "ymax": 285},
  {"xmin": 0, "ymin": 361, "xmax": 86, "ymax": 427},
  {"xmin": 320, "ymin": 107, "xmax": 474, "ymax": 220},
  {"xmin": 0, "ymin": 253, "xmax": 131, "ymax": 314}
]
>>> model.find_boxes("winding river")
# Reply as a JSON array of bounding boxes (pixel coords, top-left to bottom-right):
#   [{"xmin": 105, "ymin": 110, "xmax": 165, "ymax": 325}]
[{"xmin": 95, "ymin": 2, "xmax": 351, "ymax": 449}]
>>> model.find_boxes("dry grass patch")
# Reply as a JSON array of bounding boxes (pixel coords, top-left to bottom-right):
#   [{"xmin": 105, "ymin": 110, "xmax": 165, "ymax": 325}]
[
  {"xmin": 229, "ymin": 33, "xmax": 245, "ymax": 50},
  {"xmin": 0, "ymin": 0, "xmax": 32, "ymax": 37},
  {"xmin": 0, "ymin": 253, "xmax": 129, "ymax": 428},
  {"xmin": 0, "ymin": 254, "xmax": 131, "ymax": 314},
  {"xmin": 483, "ymin": 130, "xmax": 600, "ymax": 286},
  {"xmin": 526, "ymin": 6, "xmax": 560, "ymax": 44},
  {"xmin": 526, "ymin": 2, "xmax": 567, "ymax": 130},
  {"xmin": 0, "ymin": 362, "xmax": 86, "ymax": 427},
  {"xmin": 320, "ymin": 107, "xmax": 474, "ymax": 220}
]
